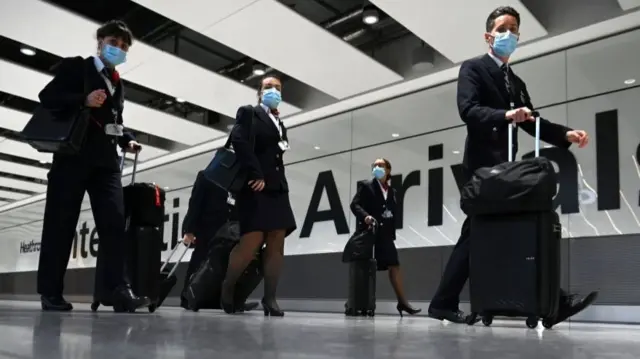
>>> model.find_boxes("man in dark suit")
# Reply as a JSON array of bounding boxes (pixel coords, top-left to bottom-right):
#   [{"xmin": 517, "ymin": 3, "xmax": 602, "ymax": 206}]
[
  {"xmin": 37, "ymin": 20, "xmax": 149, "ymax": 312},
  {"xmin": 427, "ymin": 6, "xmax": 598, "ymax": 325},
  {"xmin": 180, "ymin": 171, "xmax": 258, "ymax": 312}
]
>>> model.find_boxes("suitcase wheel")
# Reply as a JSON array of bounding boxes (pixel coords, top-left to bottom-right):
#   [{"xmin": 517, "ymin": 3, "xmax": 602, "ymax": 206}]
[
  {"xmin": 526, "ymin": 316, "xmax": 539, "ymax": 329},
  {"xmin": 481, "ymin": 316, "xmax": 493, "ymax": 327},
  {"xmin": 148, "ymin": 304, "xmax": 157, "ymax": 313},
  {"xmin": 367, "ymin": 310, "xmax": 375, "ymax": 317},
  {"xmin": 344, "ymin": 308, "xmax": 355, "ymax": 316},
  {"xmin": 542, "ymin": 319, "xmax": 554, "ymax": 329},
  {"xmin": 191, "ymin": 307, "xmax": 200, "ymax": 313},
  {"xmin": 90, "ymin": 301, "xmax": 100, "ymax": 312},
  {"xmin": 466, "ymin": 313, "xmax": 478, "ymax": 326}
]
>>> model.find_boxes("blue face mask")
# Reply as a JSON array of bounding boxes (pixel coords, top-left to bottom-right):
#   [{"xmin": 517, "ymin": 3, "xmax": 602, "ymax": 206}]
[
  {"xmin": 491, "ymin": 31, "xmax": 518, "ymax": 57},
  {"xmin": 372, "ymin": 166, "xmax": 386, "ymax": 180},
  {"xmin": 261, "ymin": 88, "xmax": 282, "ymax": 109},
  {"xmin": 101, "ymin": 44, "xmax": 127, "ymax": 67}
]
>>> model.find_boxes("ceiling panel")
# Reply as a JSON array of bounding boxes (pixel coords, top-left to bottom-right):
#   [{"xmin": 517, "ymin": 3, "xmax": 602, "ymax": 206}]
[
  {"xmin": 133, "ymin": 0, "xmax": 403, "ymax": 99},
  {"xmin": 0, "ymin": 59, "xmax": 221, "ymax": 145},
  {"xmin": 370, "ymin": 0, "xmax": 548, "ymax": 63},
  {"xmin": 0, "ymin": 177, "xmax": 46, "ymax": 193},
  {"xmin": 0, "ymin": 0, "xmax": 300, "ymax": 118},
  {"xmin": 0, "ymin": 189, "xmax": 29, "ymax": 201},
  {"xmin": 0, "ymin": 160, "xmax": 48, "ymax": 180},
  {"xmin": 0, "ymin": 105, "xmax": 169, "ymax": 162},
  {"xmin": 0, "ymin": 138, "xmax": 52, "ymax": 163},
  {"xmin": 618, "ymin": 0, "xmax": 640, "ymax": 10}
]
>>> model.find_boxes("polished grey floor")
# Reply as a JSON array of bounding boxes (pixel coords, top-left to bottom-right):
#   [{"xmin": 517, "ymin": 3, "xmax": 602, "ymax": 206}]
[{"xmin": 1, "ymin": 301, "xmax": 640, "ymax": 359}]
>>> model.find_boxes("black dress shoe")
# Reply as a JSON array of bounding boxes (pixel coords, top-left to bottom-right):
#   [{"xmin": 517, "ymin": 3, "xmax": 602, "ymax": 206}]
[
  {"xmin": 41, "ymin": 296, "xmax": 73, "ymax": 312},
  {"xmin": 396, "ymin": 302, "xmax": 422, "ymax": 317},
  {"xmin": 427, "ymin": 308, "xmax": 469, "ymax": 324},
  {"xmin": 552, "ymin": 291, "xmax": 599, "ymax": 325},
  {"xmin": 111, "ymin": 286, "xmax": 151, "ymax": 313}
]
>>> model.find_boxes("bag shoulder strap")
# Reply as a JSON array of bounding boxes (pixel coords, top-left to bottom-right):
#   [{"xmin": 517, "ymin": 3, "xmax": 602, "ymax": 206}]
[{"xmin": 224, "ymin": 106, "xmax": 257, "ymax": 150}]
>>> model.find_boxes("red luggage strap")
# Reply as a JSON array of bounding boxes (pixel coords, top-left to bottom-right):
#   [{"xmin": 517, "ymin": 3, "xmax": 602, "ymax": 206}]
[{"xmin": 154, "ymin": 185, "xmax": 161, "ymax": 207}]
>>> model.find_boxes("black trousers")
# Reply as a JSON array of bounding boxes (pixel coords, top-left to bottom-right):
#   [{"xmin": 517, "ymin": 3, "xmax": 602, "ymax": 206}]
[
  {"xmin": 37, "ymin": 159, "xmax": 126, "ymax": 296},
  {"xmin": 430, "ymin": 216, "xmax": 569, "ymax": 311}
]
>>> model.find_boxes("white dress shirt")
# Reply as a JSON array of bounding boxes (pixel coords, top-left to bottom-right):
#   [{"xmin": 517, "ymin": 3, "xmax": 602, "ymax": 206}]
[
  {"xmin": 93, "ymin": 56, "xmax": 115, "ymax": 95},
  {"xmin": 377, "ymin": 179, "xmax": 389, "ymax": 200},
  {"xmin": 260, "ymin": 103, "xmax": 282, "ymax": 138}
]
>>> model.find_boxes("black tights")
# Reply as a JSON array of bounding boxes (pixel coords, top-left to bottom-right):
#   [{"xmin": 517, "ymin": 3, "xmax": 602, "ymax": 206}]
[{"xmin": 222, "ymin": 230, "xmax": 286, "ymax": 308}]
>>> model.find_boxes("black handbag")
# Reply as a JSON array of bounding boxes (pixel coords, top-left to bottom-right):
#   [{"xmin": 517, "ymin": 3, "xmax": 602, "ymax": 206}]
[
  {"xmin": 21, "ymin": 62, "xmax": 91, "ymax": 154},
  {"xmin": 342, "ymin": 226, "xmax": 377, "ymax": 263},
  {"xmin": 203, "ymin": 110, "xmax": 256, "ymax": 193}
]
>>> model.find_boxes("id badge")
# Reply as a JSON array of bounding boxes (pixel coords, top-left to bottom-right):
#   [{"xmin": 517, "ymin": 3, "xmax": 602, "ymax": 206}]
[
  {"xmin": 105, "ymin": 124, "xmax": 124, "ymax": 137},
  {"xmin": 278, "ymin": 140, "xmax": 290, "ymax": 151},
  {"xmin": 227, "ymin": 194, "xmax": 236, "ymax": 206},
  {"xmin": 382, "ymin": 210, "xmax": 393, "ymax": 219}
]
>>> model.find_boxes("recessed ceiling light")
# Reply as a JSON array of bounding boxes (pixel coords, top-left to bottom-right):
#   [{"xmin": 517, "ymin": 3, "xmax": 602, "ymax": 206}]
[
  {"xmin": 391, "ymin": 133, "xmax": 400, "ymax": 138},
  {"xmin": 176, "ymin": 98, "xmax": 185, "ymax": 103},
  {"xmin": 253, "ymin": 68, "xmax": 266, "ymax": 76},
  {"xmin": 452, "ymin": 150, "xmax": 460, "ymax": 154},
  {"xmin": 314, "ymin": 146, "xmax": 320, "ymax": 150},
  {"xmin": 20, "ymin": 47, "xmax": 36, "ymax": 56},
  {"xmin": 39, "ymin": 159, "xmax": 49, "ymax": 164},
  {"xmin": 624, "ymin": 78, "xmax": 636, "ymax": 85},
  {"xmin": 363, "ymin": 15, "xmax": 379, "ymax": 25},
  {"xmin": 544, "ymin": 145, "xmax": 553, "ymax": 148}
]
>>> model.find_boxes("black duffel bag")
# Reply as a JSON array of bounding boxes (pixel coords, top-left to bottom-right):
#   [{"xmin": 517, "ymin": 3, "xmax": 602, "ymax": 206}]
[
  {"xmin": 460, "ymin": 156, "xmax": 558, "ymax": 216},
  {"xmin": 342, "ymin": 226, "xmax": 377, "ymax": 263}
]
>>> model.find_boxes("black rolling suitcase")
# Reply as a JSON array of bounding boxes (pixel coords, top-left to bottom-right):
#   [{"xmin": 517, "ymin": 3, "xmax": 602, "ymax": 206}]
[
  {"xmin": 185, "ymin": 221, "xmax": 263, "ymax": 311},
  {"xmin": 91, "ymin": 150, "xmax": 167, "ymax": 313},
  {"xmin": 464, "ymin": 115, "xmax": 561, "ymax": 329},
  {"xmin": 345, "ymin": 222, "xmax": 377, "ymax": 317}
]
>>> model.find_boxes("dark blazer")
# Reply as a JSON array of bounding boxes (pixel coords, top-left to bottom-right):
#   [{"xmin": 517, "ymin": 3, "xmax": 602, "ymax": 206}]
[
  {"xmin": 457, "ymin": 54, "xmax": 572, "ymax": 176},
  {"xmin": 182, "ymin": 171, "xmax": 236, "ymax": 239},
  {"xmin": 230, "ymin": 105, "xmax": 289, "ymax": 192},
  {"xmin": 38, "ymin": 56, "xmax": 135, "ymax": 170},
  {"xmin": 350, "ymin": 179, "xmax": 397, "ymax": 240}
]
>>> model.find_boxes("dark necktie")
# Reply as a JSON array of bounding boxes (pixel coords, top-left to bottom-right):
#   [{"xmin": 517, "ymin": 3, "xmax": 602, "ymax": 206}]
[{"xmin": 501, "ymin": 64, "xmax": 511, "ymax": 96}]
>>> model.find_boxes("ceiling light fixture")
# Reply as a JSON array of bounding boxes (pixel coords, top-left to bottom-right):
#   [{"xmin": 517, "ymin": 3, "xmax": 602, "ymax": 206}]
[
  {"xmin": 391, "ymin": 133, "xmax": 400, "ymax": 138},
  {"xmin": 20, "ymin": 47, "xmax": 36, "ymax": 56},
  {"xmin": 252, "ymin": 63, "xmax": 266, "ymax": 76},
  {"xmin": 314, "ymin": 146, "xmax": 321, "ymax": 150},
  {"xmin": 624, "ymin": 78, "xmax": 636, "ymax": 85},
  {"xmin": 362, "ymin": 4, "xmax": 379, "ymax": 25},
  {"xmin": 452, "ymin": 150, "xmax": 460, "ymax": 154},
  {"xmin": 39, "ymin": 159, "xmax": 49, "ymax": 164},
  {"xmin": 176, "ymin": 98, "xmax": 185, "ymax": 103}
]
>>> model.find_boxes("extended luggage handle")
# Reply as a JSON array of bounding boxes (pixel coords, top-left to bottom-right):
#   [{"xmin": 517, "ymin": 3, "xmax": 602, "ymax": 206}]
[
  {"xmin": 160, "ymin": 240, "xmax": 191, "ymax": 278},
  {"xmin": 120, "ymin": 148, "xmax": 141, "ymax": 185},
  {"xmin": 507, "ymin": 110, "xmax": 540, "ymax": 162}
]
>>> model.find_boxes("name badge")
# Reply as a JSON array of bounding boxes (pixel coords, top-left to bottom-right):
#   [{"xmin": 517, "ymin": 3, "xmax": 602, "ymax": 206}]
[
  {"xmin": 382, "ymin": 210, "xmax": 393, "ymax": 219},
  {"xmin": 105, "ymin": 124, "xmax": 124, "ymax": 137},
  {"xmin": 227, "ymin": 194, "xmax": 236, "ymax": 206},
  {"xmin": 278, "ymin": 140, "xmax": 290, "ymax": 151}
]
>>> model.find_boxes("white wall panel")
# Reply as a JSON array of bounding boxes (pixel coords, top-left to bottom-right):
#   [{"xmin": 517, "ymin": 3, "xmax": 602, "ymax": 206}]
[
  {"xmin": 370, "ymin": 0, "xmax": 547, "ymax": 63},
  {"xmin": 0, "ymin": 160, "xmax": 48, "ymax": 180},
  {"xmin": 0, "ymin": 138, "xmax": 52, "ymax": 163},
  {"xmin": 0, "ymin": 189, "xmax": 29, "ymax": 201},
  {"xmin": 0, "ymin": 0, "xmax": 300, "ymax": 119}
]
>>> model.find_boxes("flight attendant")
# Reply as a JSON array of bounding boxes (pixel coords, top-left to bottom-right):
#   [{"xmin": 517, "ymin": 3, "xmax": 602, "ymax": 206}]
[
  {"xmin": 220, "ymin": 75, "xmax": 296, "ymax": 316},
  {"xmin": 37, "ymin": 20, "xmax": 149, "ymax": 312},
  {"xmin": 350, "ymin": 158, "xmax": 421, "ymax": 317}
]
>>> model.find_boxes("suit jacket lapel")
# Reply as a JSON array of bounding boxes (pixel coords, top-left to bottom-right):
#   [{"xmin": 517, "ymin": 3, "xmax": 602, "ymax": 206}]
[
  {"xmin": 481, "ymin": 54, "xmax": 510, "ymax": 106},
  {"xmin": 255, "ymin": 105, "xmax": 279, "ymax": 134}
]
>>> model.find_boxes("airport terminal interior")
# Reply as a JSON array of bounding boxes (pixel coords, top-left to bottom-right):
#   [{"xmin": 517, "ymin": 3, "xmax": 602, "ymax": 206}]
[{"xmin": 2, "ymin": 0, "xmax": 640, "ymax": 358}]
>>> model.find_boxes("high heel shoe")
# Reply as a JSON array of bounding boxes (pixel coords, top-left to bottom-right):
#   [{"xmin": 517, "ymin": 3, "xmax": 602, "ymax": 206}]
[
  {"xmin": 396, "ymin": 302, "xmax": 422, "ymax": 318},
  {"xmin": 261, "ymin": 298, "xmax": 285, "ymax": 317},
  {"xmin": 220, "ymin": 281, "xmax": 236, "ymax": 314}
]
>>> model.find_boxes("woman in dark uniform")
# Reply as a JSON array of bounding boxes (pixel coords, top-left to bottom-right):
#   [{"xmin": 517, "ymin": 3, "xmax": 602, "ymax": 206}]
[
  {"xmin": 350, "ymin": 158, "xmax": 421, "ymax": 317},
  {"xmin": 220, "ymin": 75, "xmax": 296, "ymax": 316}
]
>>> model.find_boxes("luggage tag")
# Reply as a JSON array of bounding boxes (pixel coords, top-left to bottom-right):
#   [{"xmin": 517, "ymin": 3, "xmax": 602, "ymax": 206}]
[
  {"xmin": 105, "ymin": 124, "xmax": 124, "ymax": 136},
  {"xmin": 278, "ymin": 140, "xmax": 290, "ymax": 152}
]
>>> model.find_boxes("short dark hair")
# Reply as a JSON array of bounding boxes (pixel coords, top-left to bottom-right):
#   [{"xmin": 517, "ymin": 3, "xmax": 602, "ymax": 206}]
[
  {"xmin": 485, "ymin": 6, "xmax": 520, "ymax": 32},
  {"xmin": 97, "ymin": 20, "xmax": 133, "ymax": 46},
  {"xmin": 256, "ymin": 74, "xmax": 282, "ymax": 95}
]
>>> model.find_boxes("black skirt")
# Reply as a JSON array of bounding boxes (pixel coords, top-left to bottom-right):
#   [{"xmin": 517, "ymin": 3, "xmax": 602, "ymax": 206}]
[
  {"xmin": 374, "ymin": 236, "xmax": 400, "ymax": 271},
  {"xmin": 235, "ymin": 189, "xmax": 297, "ymax": 237}
]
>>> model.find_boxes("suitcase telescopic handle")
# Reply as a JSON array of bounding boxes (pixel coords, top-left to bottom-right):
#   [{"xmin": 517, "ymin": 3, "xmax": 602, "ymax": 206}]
[
  {"xmin": 507, "ymin": 110, "xmax": 540, "ymax": 162},
  {"xmin": 120, "ymin": 148, "xmax": 140, "ymax": 185},
  {"xmin": 160, "ymin": 240, "xmax": 191, "ymax": 278}
]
